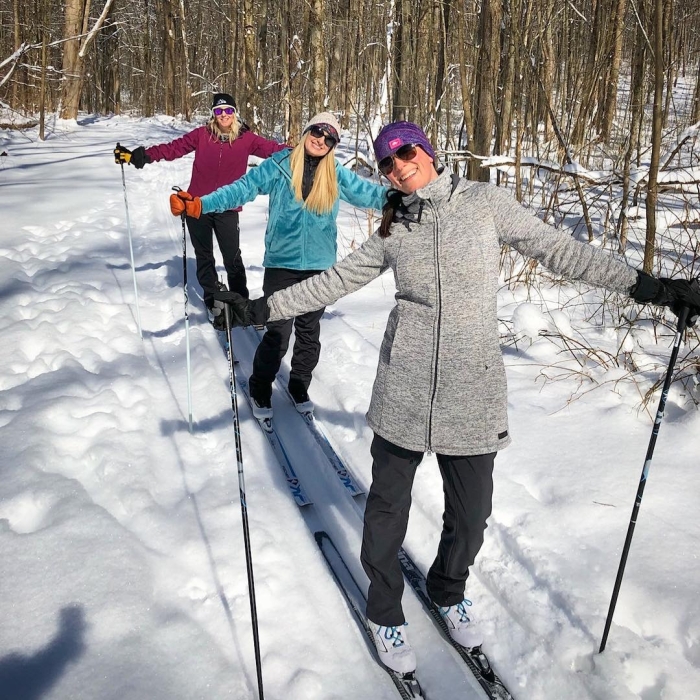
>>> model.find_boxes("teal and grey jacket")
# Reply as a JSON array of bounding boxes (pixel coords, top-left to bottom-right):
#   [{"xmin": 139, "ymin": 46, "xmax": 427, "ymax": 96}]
[
  {"xmin": 265, "ymin": 168, "xmax": 639, "ymax": 455},
  {"xmin": 200, "ymin": 150, "xmax": 387, "ymax": 270}
]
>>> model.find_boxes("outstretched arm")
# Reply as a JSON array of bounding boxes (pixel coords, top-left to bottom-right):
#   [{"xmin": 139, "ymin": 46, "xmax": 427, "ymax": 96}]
[
  {"xmin": 267, "ymin": 233, "xmax": 388, "ymax": 320},
  {"xmin": 144, "ymin": 129, "xmax": 200, "ymax": 162},
  {"xmin": 214, "ymin": 234, "xmax": 389, "ymax": 326},
  {"xmin": 336, "ymin": 163, "xmax": 388, "ymax": 211},
  {"xmin": 487, "ymin": 184, "xmax": 700, "ymax": 320},
  {"xmin": 488, "ymin": 185, "xmax": 637, "ymax": 293},
  {"xmin": 200, "ymin": 157, "xmax": 278, "ymax": 214}
]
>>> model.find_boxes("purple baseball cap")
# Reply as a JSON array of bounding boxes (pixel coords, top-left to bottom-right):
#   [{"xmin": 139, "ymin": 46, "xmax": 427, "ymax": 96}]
[{"xmin": 374, "ymin": 122, "xmax": 436, "ymax": 164}]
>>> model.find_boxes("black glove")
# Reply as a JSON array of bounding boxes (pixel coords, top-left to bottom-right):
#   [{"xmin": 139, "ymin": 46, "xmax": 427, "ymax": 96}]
[
  {"xmin": 114, "ymin": 143, "xmax": 132, "ymax": 164},
  {"xmin": 212, "ymin": 291, "xmax": 269, "ymax": 327},
  {"xmin": 130, "ymin": 146, "xmax": 151, "ymax": 169},
  {"xmin": 631, "ymin": 271, "xmax": 700, "ymax": 325}
]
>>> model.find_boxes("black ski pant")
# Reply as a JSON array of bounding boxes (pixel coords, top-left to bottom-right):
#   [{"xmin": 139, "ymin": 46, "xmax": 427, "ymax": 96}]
[
  {"xmin": 361, "ymin": 433, "xmax": 495, "ymax": 626},
  {"xmin": 186, "ymin": 210, "xmax": 248, "ymax": 308},
  {"xmin": 250, "ymin": 267, "xmax": 325, "ymax": 398}
]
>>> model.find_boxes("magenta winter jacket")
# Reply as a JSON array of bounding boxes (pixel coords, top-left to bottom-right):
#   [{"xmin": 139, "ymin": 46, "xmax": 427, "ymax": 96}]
[{"xmin": 144, "ymin": 125, "xmax": 287, "ymax": 207}]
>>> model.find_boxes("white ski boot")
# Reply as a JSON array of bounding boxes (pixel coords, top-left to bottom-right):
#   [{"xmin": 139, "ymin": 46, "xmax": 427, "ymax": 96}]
[
  {"xmin": 436, "ymin": 598, "xmax": 482, "ymax": 648},
  {"xmin": 368, "ymin": 621, "xmax": 417, "ymax": 674}
]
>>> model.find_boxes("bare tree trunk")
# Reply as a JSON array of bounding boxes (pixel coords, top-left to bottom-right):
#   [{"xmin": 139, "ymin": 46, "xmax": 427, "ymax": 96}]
[
  {"xmin": 644, "ymin": 0, "xmax": 665, "ymax": 273},
  {"xmin": 164, "ymin": 0, "xmax": 177, "ymax": 115},
  {"xmin": 178, "ymin": 0, "xmax": 191, "ymax": 119},
  {"xmin": 280, "ymin": 2, "xmax": 292, "ymax": 139},
  {"xmin": 144, "ymin": 0, "xmax": 153, "ymax": 116},
  {"xmin": 692, "ymin": 54, "xmax": 700, "ymax": 123},
  {"xmin": 60, "ymin": 0, "xmax": 116, "ymax": 119},
  {"xmin": 60, "ymin": 0, "xmax": 85, "ymax": 118},
  {"xmin": 538, "ymin": 0, "xmax": 555, "ymax": 141},
  {"xmin": 469, "ymin": 0, "xmax": 501, "ymax": 181},
  {"xmin": 309, "ymin": 0, "xmax": 326, "ymax": 114},
  {"xmin": 392, "ymin": 0, "xmax": 406, "ymax": 122},
  {"xmin": 327, "ymin": 1, "xmax": 343, "ymax": 115},
  {"xmin": 11, "ymin": 0, "xmax": 21, "ymax": 107},
  {"xmin": 288, "ymin": 18, "xmax": 303, "ymax": 139},
  {"xmin": 571, "ymin": 0, "xmax": 606, "ymax": 145},
  {"xmin": 599, "ymin": 0, "xmax": 627, "ymax": 141},
  {"xmin": 39, "ymin": 35, "xmax": 47, "ymax": 139},
  {"xmin": 497, "ymin": 0, "xmax": 517, "ymax": 158},
  {"xmin": 457, "ymin": 5, "xmax": 474, "ymax": 152},
  {"xmin": 618, "ymin": 2, "xmax": 647, "ymax": 253},
  {"xmin": 433, "ymin": 0, "xmax": 451, "ymax": 141},
  {"xmin": 243, "ymin": 0, "xmax": 259, "ymax": 126}
]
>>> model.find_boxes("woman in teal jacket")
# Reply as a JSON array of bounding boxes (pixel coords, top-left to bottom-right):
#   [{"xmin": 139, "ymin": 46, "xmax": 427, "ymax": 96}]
[{"xmin": 171, "ymin": 112, "xmax": 386, "ymax": 417}]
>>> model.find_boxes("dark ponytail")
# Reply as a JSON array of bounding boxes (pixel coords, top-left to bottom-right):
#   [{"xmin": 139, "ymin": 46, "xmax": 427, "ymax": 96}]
[{"xmin": 379, "ymin": 190, "xmax": 404, "ymax": 238}]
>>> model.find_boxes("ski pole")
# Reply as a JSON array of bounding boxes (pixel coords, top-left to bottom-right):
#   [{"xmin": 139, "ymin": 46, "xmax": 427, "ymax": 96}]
[
  {"xmin": 223, "ymin": 303, "xmax": 264, "ymax": 699},
  {"xmin": 117, "ymin": 143, "xmax": 143, "ymax": 338},
  {"xmin": 172, "ymin": 186, "xmax": 193, "ymax": 433},
  {"xmin": 599, "ymin": 305, "xmax": 690, "ymax": 653}
]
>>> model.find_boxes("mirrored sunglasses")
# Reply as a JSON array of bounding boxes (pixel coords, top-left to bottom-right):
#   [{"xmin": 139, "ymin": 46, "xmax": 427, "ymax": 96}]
[
  {"xmin": 378, "ymin": 144, "xmax": 419, "ymax": 176},
  {"xmin": 213, "ymin": 106, "xmax": 235, "ymax": 116},
  {"xmin": 308, "ymin": 125, "xmax": 338, "ymax": 149}
]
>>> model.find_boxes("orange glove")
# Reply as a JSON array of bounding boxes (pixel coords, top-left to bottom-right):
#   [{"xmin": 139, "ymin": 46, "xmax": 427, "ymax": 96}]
[{"xmin": 169, "ymin": 191, "xmax": 202, "ymax": 218}]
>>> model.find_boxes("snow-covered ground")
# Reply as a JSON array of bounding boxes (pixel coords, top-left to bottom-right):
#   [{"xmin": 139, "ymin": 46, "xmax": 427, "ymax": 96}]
[{"xmin": 1, "ymin": 115, "xmax": 699, "ymax": 700}]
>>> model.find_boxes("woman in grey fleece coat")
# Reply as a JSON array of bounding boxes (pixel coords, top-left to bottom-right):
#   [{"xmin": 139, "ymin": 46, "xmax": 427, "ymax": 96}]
[{"xmin": 214, "ymin": 122, "xmax": 700, "ymax": 675}]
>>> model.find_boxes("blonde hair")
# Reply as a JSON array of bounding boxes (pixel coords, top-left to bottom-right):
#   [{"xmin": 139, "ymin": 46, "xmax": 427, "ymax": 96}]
[
  {"xmin": 208, "ymin": 113, "xmax": 241, "ymax": 143},
  {"xmin": 290, "ymin": 133, "xmax": 338, "ymax": 215}
]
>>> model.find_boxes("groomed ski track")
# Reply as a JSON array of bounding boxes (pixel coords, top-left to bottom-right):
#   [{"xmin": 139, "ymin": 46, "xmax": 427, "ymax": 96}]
[{"xmin": 226, "ymin": 326, "xmax": 487, "ymax": 699}]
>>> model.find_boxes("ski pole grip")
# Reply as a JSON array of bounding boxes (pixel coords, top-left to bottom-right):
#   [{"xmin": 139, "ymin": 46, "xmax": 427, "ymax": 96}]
[
  {"xmin": 171, "ymin": 186, "xmax": 187, "ymax": 219},
  {"xmin": 676, "ymin": 305, "xmax": 690, "ymax": 332}
]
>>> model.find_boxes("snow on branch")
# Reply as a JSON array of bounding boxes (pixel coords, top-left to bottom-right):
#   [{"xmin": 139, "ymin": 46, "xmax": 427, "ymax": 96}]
[
  {"xmin": 78, "ymin": 0, "xmax": 116, "ymax": 59},
  {"xmin": 439, "ymin": 150, "xmax": 700, "ymax": 189},
  {"xmin": 0, "ymin": 43, "xmax": 30, "ymax": 90}
]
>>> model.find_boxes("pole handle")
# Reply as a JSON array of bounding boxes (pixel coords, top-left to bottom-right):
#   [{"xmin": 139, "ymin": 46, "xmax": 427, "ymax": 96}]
[{"xmin": 171, "ymin": 185, "xmax": 186, "ymax": 221}]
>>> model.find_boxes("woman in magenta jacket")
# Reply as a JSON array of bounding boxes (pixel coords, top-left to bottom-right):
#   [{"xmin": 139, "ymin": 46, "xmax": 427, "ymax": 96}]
[{"xmin": 115, "ymin": 93, "xmax": 286, "ymax": 326}]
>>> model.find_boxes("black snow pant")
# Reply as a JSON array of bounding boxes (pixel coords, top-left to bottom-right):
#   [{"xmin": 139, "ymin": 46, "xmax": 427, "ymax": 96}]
[
  {"xmin": 361, "ymin": 433, "xmax": 496, "ymax": 626},
  {"xmin": 186, "ymin": 210, "xmax": 248, "ymax": 308},
  {"xmin": 249, "ymin": 267, "xmax": 325, "ymax": 400}
]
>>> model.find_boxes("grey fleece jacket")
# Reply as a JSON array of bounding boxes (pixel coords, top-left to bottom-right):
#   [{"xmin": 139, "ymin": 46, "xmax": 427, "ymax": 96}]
[{"xmin": 267, "ymin": 169, "xmax": 639, "ymax": 455}]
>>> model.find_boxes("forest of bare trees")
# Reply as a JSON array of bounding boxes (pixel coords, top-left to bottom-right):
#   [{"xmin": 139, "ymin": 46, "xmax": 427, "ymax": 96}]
[
  {"xmin": 2, "ymin": 1, "xmax": 700, "ymax": 266},
  {"xmin": 2, "ymin": 1, "xmax": 699, "ymax": 145},
  {"xmin": 2, "ymin": 1, "xmax": 700, "ymax": 152}
]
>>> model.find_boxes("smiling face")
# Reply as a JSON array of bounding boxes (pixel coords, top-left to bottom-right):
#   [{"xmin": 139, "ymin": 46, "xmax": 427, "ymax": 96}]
[
  {"xmin": 304, "ymin": 131, "xmax": 332, "ymax": 158},
  {"xmin": 214, "ymin": 109, "xmax": 235, "ymax": 133},
  {"xmin": 384, "ymin": 146, "xmax": 438, "ymax": 194}
]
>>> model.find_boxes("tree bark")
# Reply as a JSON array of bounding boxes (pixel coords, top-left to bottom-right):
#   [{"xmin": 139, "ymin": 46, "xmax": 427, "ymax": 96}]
[
  {"xmin": 598, "ymin": 0, "xmax": 628, "ymax": 141},
  {"xmin": 309, "ymin": 0, "xmax": 326, "ymax": 115},
  {"xmin": 60, "ymin": 0, "xmax": 115, "ymax": 119},
  {"xmin": 644, "ymin": 0, "xmax": 665, "ymax": 273},
  {"xmin": 469, "ymin": 0, "xmax": 501, "ymax": 181}
]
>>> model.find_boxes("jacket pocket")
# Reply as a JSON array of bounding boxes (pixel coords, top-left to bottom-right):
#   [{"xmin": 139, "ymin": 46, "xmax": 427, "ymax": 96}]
[{"xmin": 379, "ymin": 311, "xmax": 399, "ymax": 365}]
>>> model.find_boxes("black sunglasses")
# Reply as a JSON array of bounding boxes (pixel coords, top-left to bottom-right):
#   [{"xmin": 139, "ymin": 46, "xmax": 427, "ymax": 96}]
[
  {"xmin": 308, "ymin": 125, "xmax": 338, "ymax": 149},
  {"xmin": 378, "ymin": 144, "xmax": 419, "ymax": 176}
]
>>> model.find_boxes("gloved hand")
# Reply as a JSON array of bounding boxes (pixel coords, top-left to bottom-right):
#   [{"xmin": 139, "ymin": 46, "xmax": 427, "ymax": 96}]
[
  {"xmin": 130, "ymin": 146, "xmax": 151, "ymax": 169},
  {"xmin": 169, "ymin": 191, "xmax": 202, "ymax": 218},
  {"xmin": 114, "ymin": 143, "xmax": 132, "ymax": 164},
  {"xmin": 631, "ymin": 271, "xmax": 700, "ymax": 325},
  {"xmin": 212, "ymin": 291, "xmax": 269, "ymax": 327}
]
